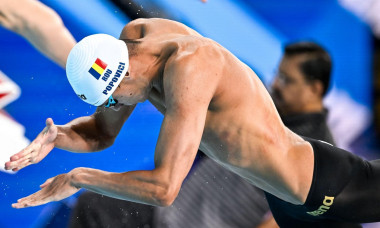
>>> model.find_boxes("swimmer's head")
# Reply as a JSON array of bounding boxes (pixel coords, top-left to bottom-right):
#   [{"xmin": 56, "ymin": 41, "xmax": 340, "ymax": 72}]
[{"xmin": 66, "ymin": 34, "xmax": 129, "ymax": 106}]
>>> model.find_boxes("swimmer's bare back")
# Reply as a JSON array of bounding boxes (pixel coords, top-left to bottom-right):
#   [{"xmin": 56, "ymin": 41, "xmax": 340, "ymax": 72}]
[{"xmin": 121, "ymin": 18, "xmax": 314, "ymax": 205}]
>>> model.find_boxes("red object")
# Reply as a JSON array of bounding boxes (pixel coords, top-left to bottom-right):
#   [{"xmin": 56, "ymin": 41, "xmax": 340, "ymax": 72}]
[
  {"xmin": 95, "ymin": 58, "xmax": 107, "ymax": 69},
  {"xmin": 0, "ymin": 93, "xmax": 8, "ymax": 100}
]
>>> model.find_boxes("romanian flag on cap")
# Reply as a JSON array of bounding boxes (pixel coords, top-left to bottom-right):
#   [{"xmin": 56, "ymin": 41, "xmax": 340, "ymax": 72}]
[{"xmin": 88, "ymin": 58, "xmax": 107, "ymax": 80}]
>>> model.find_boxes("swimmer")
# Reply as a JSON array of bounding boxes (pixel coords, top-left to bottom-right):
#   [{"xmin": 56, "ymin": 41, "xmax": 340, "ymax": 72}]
[
  {"xmin": 5, "ymin": 18, "xmax": 380, "ymax": 226},
  {"xmin": 0, "ymin": 0, "xmax": 76, "ymax": 68}
]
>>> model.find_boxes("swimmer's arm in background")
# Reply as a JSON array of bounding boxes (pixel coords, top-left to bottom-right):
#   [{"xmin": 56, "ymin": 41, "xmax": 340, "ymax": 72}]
[
  {"xmin": 0, "ymin": 0, "xmax": 76, "ymax": 68},
  {"xmin": 11, "ymin": 55, "xmax": 214, "ymax": 208},
  {"xmin": 4, "ymin": 105, "xmax": 136, "ymax": 171}
]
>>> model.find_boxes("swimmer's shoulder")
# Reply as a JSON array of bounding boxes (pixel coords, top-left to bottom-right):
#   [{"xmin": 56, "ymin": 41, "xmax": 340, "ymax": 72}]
[
  {"xmin": 162, "ymin": 39, "xmax": 225, "ymax": 89},
  {"xmin": 119, "ymin": 18, "xmax": 201, "ymax": 40}
]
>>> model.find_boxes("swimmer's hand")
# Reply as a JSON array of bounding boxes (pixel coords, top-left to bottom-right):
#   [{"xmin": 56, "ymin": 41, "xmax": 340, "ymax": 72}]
[
  {"xmin": 12, "ymin": 171, "xmax": 80, "ymax": 209},
  {"xmin": 5, "ymin": 118, "xmax": 57, "ymax": 171}
]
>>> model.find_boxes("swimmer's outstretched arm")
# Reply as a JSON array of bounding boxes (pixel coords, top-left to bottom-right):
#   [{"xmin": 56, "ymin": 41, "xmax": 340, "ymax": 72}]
[
  {"xmin": 4, "ymin": 105, "xmax": 136, "ymax": 171},
  {"xmin": 11, "ymin": 56, "xmax": 214, "ymax": 208},
  {"xmin": 0, "ymin": 0, "xmax": 76, "ymax": 68}
]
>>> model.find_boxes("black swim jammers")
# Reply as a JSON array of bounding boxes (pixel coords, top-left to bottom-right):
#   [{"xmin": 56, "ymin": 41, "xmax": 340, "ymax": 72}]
[{"xmin": 266, "ymin": 137, "xmax": 380, "ymax": 227}]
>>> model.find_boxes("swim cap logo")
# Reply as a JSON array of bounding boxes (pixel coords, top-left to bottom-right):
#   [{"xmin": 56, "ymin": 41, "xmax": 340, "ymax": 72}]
[{"xmin": 88, "ymin": 58, "xmax": 108, "ymax": 80}]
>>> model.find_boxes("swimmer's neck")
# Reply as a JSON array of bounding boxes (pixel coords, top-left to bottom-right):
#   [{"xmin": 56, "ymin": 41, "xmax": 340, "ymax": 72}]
[
  {"xmin": 118, "ymin": 53, "xmax": 165, "ymax": 107},
  {"xmin": 127, "ymin": 46, "xmax": 175, "ymax": 94},
  {"xmin": 128, "ymin": 53, "xmax": 157, "ymax": 77}
]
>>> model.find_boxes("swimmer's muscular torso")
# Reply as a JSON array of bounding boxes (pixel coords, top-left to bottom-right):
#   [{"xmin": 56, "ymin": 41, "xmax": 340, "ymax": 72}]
[{"xmin": 121, "ymin": 18, "xmax": 314, "ymax": 205}]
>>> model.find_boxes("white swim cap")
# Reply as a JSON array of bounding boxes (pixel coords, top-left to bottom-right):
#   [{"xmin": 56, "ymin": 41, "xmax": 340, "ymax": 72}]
[{"xmin": 66, "ymin": 34, "xmax": 129, "ymax": 106}]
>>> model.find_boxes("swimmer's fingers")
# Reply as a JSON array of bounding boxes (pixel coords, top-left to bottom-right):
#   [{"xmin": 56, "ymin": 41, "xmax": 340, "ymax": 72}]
[
  {"xmin": 12, "ymin": 190, "xmax": 51, "ymax": 209},
  {"xmin": 5, "ymin": 118, "xmax": 57, "ymax": 171},
  {"xmin": 10, "ymin": 145, "xmax": 38, "ymax": 161},
  {"xmin": 5, "ymin": 149, "xmax": 33, "ymax": 170},
  {"xmin": 5, "ymin": 144, "xmax": 41, "ymax": 170},
  {"xmin": 8, "ymin": 156, "xmax": 33, "ymax": 172},
  {"xmin": 43, "ymin": 118, "xmax": 58, "ymax": 143},
  {"xmin": 15, "ymin": 176, "xmax": 62, "ymax": 208},
  {"xmin": 45, "ymin": 118, "xmax": 54, "ymax": 128},
  {"xmin": 12, "ymin": 174, "xmax": 80, "ymax": 209}
]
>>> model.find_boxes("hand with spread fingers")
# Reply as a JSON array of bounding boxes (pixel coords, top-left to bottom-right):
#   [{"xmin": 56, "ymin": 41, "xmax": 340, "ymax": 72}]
[
  {"xmin": 12, "ymin": 171, "xmax": 80, "ymax": 208},
  {"xmin": 4, "ymin": 118, "xmax": 57, "ymax": 171}
]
